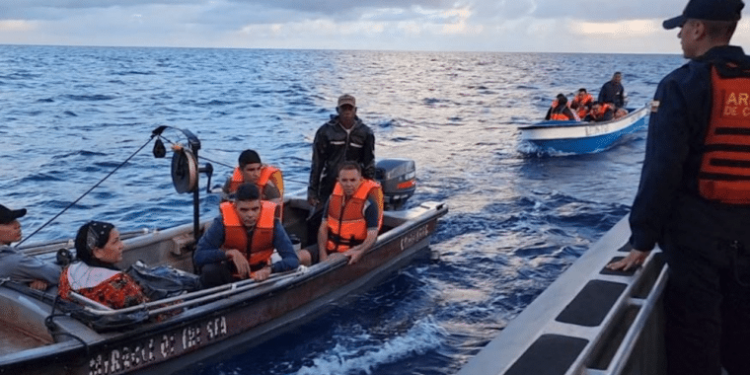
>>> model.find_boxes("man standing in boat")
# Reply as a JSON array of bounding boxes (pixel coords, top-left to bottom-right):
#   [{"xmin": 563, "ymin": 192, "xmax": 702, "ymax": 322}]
[
  {"xmin": 609, "ymin": 1, "xmax": 750, "ymax": 374},
  {"xmin": 0, "ymin": 204, "xmax": 60, "ymax": 290},
  {"xmin": 313, "ymin": 162, "xmax": 382, "ymax": 266},
  {"xmin": 598, "ymin": 72, "xmax": 625, "ymax": 109},
  {"xmin": 308, "ymin": 94, "xmax": 376, "ymax": 208},
  {"xmin": 194, "ymin": 184, "xmax": 298, "ymax": 288},
  {"xmin": 221, "ymin": 149, "xmax": 283, "ymax": 205}
]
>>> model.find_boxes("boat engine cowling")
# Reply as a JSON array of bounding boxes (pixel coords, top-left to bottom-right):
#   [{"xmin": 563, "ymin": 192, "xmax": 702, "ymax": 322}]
[{"xmin": 375, "ymin": 158, "xmax": 416, "ymax": 210}]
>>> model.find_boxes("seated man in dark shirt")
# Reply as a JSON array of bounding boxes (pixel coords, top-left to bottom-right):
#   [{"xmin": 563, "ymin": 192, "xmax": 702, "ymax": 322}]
[
  {"xmin": 0, "ymin": 204, "xmax": 61, "ymax": 290},
  {"xmin": 195, "ymin": 184, "xmax": 298, "ymax": 288}
]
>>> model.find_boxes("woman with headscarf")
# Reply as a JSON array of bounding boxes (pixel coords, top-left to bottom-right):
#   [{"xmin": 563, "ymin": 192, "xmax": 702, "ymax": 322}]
[{"xmin": 58, "ymin": 221, "xmax": 149, "ymax": 309}]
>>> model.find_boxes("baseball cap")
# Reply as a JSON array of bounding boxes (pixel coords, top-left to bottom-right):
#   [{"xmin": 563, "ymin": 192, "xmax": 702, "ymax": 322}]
[
  {"xmin": 337, "ymin": 94, "xmax": 356, "ymax": 108},
  {"xmin": 0, "ymin": 204, "xmax": 27, "ymax": 225},
  {"xmin": 663, "ymin": 0, "xmax": 744, "ymax": 29}
]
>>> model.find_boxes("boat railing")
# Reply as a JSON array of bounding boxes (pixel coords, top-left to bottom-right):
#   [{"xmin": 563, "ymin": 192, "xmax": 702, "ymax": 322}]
[
  {"xmin": 601, "ymin": 262, "xmax": 668, "ymax": 375},
  {"xmin": 457, "ymin": 215, "xmax": 669, "ymax": 375},
  {"xmin": 67, "ymin": 267, "xmax": 313, "ymax": 317}
]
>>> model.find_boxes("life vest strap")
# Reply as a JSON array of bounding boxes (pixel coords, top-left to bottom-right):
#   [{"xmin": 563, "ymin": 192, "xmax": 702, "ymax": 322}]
[{"xmin": 328, "ymin": 233, "xmax": 364, "ymax": 247}]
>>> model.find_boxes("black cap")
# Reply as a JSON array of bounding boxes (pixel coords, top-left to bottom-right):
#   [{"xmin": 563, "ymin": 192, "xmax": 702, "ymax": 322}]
[
  {"xmin": 663, "ymin": 0, "xmax": 744, "ymax": 29},
  {"xmin": 0, "ymin": 204, "xmax": 26, "ymax": 225}
]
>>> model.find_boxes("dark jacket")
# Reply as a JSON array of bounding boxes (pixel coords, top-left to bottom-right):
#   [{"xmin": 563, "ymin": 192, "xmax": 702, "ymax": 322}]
[
  {"xmin": 598, "ymin": 81, "xmax": 625, "ymax": 108},
  {"xmin": 308, "ymin": 115, "xmax": 376, "ymax": 202},
  {"xmin": 629, "ymin": 46, "xmax": 750, "ymax": 251}
]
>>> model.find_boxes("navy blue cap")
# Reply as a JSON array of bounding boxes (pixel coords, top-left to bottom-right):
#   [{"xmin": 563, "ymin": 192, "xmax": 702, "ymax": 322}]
[
  {"xmin": 0, "ymin": 204, "xmax": 26, "ymax": 224},
  {"xmin": 663, "ymin": 0, "xmax": 744, "ymax": 29}
]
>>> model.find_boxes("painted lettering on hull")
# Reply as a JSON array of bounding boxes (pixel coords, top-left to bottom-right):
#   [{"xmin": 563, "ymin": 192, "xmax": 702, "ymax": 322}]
[
  {"xmin": 400, "ymin": 225, "xmax": 430, "ymax": 251},
  {"xmin": 88, "ymin": 316, "xmax": 228, "ymax": 375}
]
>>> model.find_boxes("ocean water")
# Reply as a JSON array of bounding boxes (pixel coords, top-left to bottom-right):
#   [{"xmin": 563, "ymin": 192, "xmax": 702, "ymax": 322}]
[{"xmin": 0, "ymin": 45, "xmax": 686, "ymax": 374}]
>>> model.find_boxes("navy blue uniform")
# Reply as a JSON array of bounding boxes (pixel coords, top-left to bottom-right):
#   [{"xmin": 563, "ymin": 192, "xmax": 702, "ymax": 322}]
[
  {"xmin": 630, "ymin": 46, "xmax": 750, "ymax": 375},
  {"xmin": 598, "ymin": 80, "xmax": 625, "ymax": 108}
]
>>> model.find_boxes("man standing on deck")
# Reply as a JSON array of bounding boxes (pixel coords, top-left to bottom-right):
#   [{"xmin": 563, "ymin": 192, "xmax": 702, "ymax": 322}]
[
  {"xmin": 598, "ymin": 72, "xmax": 625, "ymax": 109},
  {"xmin": 608, "ymin": 1, "xmax": 750, "ymax": 374},
  {"xmin": 308, "ymin": 94, "xmax": 376, "ymax": 208},
  {"xmin": 0, "ymin": 204, "xmax": 60, "ymax": 290}
]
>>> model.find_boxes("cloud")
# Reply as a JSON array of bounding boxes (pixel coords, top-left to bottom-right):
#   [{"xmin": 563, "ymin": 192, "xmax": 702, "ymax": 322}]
[
  {"xmin": 0, "ymin": 0, "xmax": 743, "ymax": 53},
  {"xmin": 0, "ymin": 20, "xmax": 36, "ymax": 32}
]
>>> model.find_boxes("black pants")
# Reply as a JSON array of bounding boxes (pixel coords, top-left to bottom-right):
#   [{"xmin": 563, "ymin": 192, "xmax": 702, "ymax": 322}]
[{"xmin": 662, "ymin": 229, "xmax": 750, "ymax": 375}]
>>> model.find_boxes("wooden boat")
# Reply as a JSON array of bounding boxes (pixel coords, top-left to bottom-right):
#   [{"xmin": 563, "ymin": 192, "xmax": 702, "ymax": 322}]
[
  {"xmin": 519, "ymin": 105, "xmax": 650, "ymax": 154},
  {"xmin": 457, "ymin": 214, "xmax": 667, "ymax": 375},
  {"xmin": 0, "ymin": 127, "xmax": 447, "ymax": 374}
]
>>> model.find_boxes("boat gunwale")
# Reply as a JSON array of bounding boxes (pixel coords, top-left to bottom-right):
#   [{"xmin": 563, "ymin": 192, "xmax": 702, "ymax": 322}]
[
  {"xmin": 0, "ymin": 200, "xmax": 448, "ymax": 372},
  {"xmin": 519, "ymin": 105, "xmax": 649, "ymax": 131}
]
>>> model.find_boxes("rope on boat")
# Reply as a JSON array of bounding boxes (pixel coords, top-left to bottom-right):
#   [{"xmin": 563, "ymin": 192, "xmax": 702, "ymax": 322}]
[
  {"xmin": 45, "ymin": 295, "xmax": 91, "ymax": 365},
  {"xmin": 15, "ymin": 135, "xmax": 158, "ymax": 247}
]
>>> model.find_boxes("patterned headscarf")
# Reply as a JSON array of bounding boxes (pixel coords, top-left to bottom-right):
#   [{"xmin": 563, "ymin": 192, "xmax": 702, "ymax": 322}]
[{"xmin": 74, "ymin": 221, "xmax": 116, "ymax": 268}]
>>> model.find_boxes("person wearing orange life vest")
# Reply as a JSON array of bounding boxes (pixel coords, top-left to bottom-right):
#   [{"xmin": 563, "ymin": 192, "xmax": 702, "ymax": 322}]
[
  {"xmin": 313, "ymin": 161, "xmax": 382, "ymax": 266},
  {"xmin": 544, "ymin": 93, "xmax": 578, "ymax": 121},
  {"xmin": 221, "ymin": 149, "xmax": 283, "ymax": 206},
  {"xmin": 570, "ymin": 88, "xmax": 594, "ymax": 119},
  {"xmin": 195, "ymin": 183, "xmax": 298, "ymax": 288},
  {"xmin": 584, "ymin": 101, "xmax": 615, "ymax": 122},
  {"xmin": 607, "ymin": 1, "xmax": 750, "ymax": 374}
]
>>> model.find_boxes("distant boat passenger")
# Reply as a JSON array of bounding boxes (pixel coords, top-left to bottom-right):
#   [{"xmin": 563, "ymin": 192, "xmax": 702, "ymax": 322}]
[
  {"xmin": 222, "ymin": 149, "xmax": 283, "ymax": 207},
  {"xmin": 585, "ymin": 102, "xmax": 615, "ymax": 122},
  {"xmin": 545, "ymin": 93, "xmax": 578, "ymax": 121},
  {"xmin": 598, "ymin": 72, "xmax": 626, "ymax": 109},
  {"xmin": 570, "ymin": 88, "xmax": 594, "ymax": 119}
]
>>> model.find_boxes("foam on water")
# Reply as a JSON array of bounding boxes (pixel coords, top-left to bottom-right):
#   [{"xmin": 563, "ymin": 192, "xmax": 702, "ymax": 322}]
[{"xmin": 295, "ymin": 317, "xmax": 447, "ymax": 375}]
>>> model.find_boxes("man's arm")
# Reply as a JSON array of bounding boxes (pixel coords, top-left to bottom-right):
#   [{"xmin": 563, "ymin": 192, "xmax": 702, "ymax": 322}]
[
  {"xmin": 343, "ymin": 198, "xmax": 379, "ymax": 265},
  {"xmin": 194, "ymin": 217, "xmax": 231, "ymax": 269},
  {"xmin": 362, "ymin": 129, "xmax": 376, "ymax": 180},
  {"xmin": 308, "ymin": 127, "xmax": 327, "ymax": 205},
  {"xmin": 629, "ymin": 78, "xmax": 690, "ymax": 252},
  {"xmin": 221, "ymin": 177, "xmax": 234, "ymax": 202},
  {"xmin": 0, "ymin": 250, "xmax": 61, "ymax": 285},
  {"xmin": 263, "ymin": 183, "xmax": 283, "ymax": 205},
  {"xmin": 270, "ymin": 219, "xmax": 299, "ymax": 273}
]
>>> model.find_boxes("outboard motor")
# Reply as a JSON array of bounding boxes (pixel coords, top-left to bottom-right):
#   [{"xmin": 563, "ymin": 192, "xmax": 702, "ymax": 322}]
[{"xmin": 375, "ymin": 158, "xmax": 416, "ymax": 210}]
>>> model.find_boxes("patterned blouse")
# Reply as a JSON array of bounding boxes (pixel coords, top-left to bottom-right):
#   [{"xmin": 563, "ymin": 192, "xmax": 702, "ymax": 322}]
[{"xmin": 59, "ymin": 262, "xmax": 149, "ymax": 309}]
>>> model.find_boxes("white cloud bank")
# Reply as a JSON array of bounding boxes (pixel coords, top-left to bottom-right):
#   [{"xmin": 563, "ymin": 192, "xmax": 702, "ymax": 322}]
[{"xmin": 0, "ymin": 0, "xmax": 749, "ymax": 54}]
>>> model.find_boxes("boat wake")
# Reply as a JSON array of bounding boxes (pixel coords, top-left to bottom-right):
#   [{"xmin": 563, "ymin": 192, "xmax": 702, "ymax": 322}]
[{"xmin": 294, "ymin": 316, "xmax": 447, "ymax": 375}]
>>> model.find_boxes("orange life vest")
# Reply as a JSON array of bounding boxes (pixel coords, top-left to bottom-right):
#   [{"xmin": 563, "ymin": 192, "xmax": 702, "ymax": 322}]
[
  {"xmin": 220, "ymin": 201, "xmax": 276, "ymax": 266},
  {"xmin": 550, "ymin": 111, "xmax": 572, "ymax": 121},
  {"xmin": 326, "ymin": 179, "xmax": 384, "ymax": 253},
  {"xmin": 571, "ymin": 94, "xmax": 593, "ymax": 118},
  {"xmin": 228, "ymin": 165, "xmax": 284, "ymax": 198},
  {"xmin": 549, "ymin": 100, "xmax": 574, "ymax": 121},
  {"xmin": 698, "ymin": 64, "xmax": 750, "ymax": 204},
  {"xmin": 591, "ymin": 103, "xmax": 612, "ymax": 120}
]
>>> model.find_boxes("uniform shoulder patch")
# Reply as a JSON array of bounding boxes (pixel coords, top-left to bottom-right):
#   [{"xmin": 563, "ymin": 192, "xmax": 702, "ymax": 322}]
[{"xmin": 651, "ymin": 100, "xmax": 660, "ymax": 113}]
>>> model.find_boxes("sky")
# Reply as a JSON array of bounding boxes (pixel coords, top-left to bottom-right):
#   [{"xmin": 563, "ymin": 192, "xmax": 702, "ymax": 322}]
[{"xmin": 1, "ymin": 0, "xmax": 750, "ymax": 54}]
